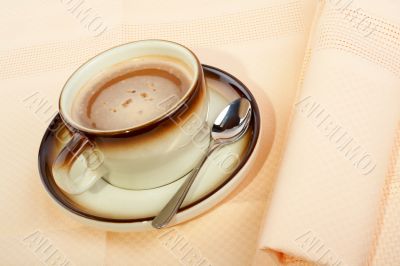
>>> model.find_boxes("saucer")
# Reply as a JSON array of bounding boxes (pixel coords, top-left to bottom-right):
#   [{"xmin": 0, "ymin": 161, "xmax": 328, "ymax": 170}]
[{"xmin": 38, "ymin": 65, "xmax": 261, "ymax": 231}]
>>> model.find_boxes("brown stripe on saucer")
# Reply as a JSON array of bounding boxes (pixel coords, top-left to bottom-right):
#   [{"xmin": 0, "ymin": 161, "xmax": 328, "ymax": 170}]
[{"xmin": 38, "ymin": 65, "xmax": 261, "ymax": 223}]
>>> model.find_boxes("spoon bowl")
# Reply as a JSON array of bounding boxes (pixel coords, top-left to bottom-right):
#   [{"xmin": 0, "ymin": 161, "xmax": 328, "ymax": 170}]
[{"xmin": 212, "ymin": 98, "xmax": 252, "ymax": 143}]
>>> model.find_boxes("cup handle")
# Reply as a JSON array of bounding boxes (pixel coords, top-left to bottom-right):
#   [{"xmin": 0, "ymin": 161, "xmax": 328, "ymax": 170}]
[{"xmin": 52, "ymin": 132, "xmax": 107, "ymax": 195}]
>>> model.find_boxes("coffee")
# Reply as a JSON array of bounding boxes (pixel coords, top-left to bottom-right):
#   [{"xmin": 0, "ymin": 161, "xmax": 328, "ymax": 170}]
[{"xmin": 72, "ymin": 56, "xmax": 193, "ymax": 130}]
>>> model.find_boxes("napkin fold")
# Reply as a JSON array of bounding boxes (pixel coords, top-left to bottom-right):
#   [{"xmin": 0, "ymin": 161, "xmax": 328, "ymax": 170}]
[{"xmin": 259, "ymin": 0, "xmax": 400, "ymax": 265}]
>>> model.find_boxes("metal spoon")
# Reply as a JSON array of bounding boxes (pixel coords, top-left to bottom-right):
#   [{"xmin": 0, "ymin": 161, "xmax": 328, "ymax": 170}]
[{"xmin": 152, "ymin": 98, "xmax": 252, "ymax": 229}]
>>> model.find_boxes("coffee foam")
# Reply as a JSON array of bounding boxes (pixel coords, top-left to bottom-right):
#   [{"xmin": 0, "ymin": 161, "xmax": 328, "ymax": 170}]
[{"xmin": 72, "ymin": 56, "xmax": 193, "ymax": 130}]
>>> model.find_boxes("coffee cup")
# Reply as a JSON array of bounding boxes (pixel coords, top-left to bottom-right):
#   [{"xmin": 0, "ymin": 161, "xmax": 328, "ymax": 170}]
[{"xmin": 52, "ymin": 40, "xmax": 209, "ymax": 194}]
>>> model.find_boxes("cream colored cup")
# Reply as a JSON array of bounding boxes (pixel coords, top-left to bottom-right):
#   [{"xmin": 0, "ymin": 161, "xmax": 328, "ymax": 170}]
[{"xmin": 52, "ymin": 40, "xmax": 209, "ymax": 194}]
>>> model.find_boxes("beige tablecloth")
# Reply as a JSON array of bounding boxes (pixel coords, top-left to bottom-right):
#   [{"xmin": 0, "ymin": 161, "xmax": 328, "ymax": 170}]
[{"xmin": 3, "ymin": 0, "xmax": 399, "ymax": 265}]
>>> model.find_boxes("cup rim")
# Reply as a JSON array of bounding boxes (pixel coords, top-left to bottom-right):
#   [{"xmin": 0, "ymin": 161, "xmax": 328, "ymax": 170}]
[{"xmin": 58, "ymin": 39, "xmax": 203, "ymax": 137}]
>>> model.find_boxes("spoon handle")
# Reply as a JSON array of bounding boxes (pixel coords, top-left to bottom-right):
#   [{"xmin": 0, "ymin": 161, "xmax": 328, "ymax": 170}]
[{"xmin": 152, "ymin": 140, "xmax": 219, "ymax": 229}]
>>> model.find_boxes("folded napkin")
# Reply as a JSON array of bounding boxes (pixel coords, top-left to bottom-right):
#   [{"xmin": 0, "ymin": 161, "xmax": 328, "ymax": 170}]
[{"xmin": 259, "ymin": 0, "xmax": 400, "ymax": 265}]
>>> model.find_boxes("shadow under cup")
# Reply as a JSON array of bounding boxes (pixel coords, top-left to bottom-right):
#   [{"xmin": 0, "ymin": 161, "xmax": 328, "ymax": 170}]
[{"xmin": 55, "ymin": 40, "xmax": 209, "ymax": 192}]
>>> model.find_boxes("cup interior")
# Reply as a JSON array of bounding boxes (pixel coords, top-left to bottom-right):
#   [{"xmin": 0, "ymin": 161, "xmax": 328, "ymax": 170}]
[{"xmin": 59, "ymin": 40, "xmax": 200, "ymax": 134}]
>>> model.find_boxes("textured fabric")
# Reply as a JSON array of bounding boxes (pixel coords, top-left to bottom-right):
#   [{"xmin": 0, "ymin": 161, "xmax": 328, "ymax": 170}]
[
  {"xmin": 259, "ymin": 1, "xmax": 400, "ymax": 265},
  {"xmin": 0, "ymin": 0, "xmax": 318, "ymax": 265},
  {"xmin": 4, "ymin": 0, "xmax": 399, "ymax": 265}
]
